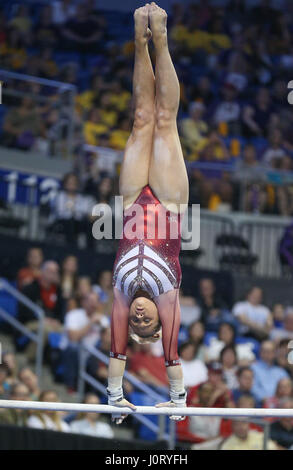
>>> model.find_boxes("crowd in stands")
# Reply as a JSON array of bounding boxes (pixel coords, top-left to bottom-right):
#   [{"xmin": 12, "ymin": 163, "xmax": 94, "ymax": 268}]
[
  {"xmin": 0, "ymin": 1, "xmax": 293, "ymax": 214},
  {"xmin": 0, "ymin": 244, "xmax": 293, "ymax": 448}
]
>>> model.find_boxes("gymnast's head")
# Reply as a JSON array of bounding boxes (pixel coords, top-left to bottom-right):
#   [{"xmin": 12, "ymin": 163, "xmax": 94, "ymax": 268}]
[{"xmin": 128, "ymin": 291, "xmax": 161, "ymax": 344}]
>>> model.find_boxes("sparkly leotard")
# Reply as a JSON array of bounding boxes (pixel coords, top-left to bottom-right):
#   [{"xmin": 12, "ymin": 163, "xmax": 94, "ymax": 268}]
[{"xmin": 112, "ymin": 185, "xmax": 182, "ymax": 300}]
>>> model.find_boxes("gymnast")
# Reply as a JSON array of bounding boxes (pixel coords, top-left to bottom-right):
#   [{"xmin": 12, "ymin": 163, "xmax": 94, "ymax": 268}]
[{"xmin": 107, "ymin": 2, "xmax": 189, "ymax": 423}]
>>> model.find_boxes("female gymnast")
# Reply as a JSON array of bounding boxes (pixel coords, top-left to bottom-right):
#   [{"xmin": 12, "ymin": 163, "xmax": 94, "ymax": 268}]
[{"xmin": 107, "ymin": 2, "xmax": 189, "ymax": 423}]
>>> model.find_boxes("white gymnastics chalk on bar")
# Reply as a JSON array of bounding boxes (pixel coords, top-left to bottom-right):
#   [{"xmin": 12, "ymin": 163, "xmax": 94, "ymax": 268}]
[{"xmin": 0, "ymin": 400, "xmax": 293, "ymax": 418}]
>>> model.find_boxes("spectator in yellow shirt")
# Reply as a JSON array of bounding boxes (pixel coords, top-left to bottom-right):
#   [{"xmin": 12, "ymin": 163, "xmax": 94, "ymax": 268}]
[
  {"xmin": 220, "ymin": 420, "xmax": 277, "ymax": 450},
  {"xmin": 109, "ymin": 115, "xmax": 131, "ymax": 150},
  {"xmin": 83, "ymin": 109, "xmax": 109, "ymax": 146},
  {"xmin": 191, "ymin": 129, "xmax": 230, "ymax": 162},
  {"xmin": 98, "ymin": 92, "xmax": 118, "ymax": 128},
  {"xmin": 179, "ymin": 102, "xmax": 208, "ymax": 155}
]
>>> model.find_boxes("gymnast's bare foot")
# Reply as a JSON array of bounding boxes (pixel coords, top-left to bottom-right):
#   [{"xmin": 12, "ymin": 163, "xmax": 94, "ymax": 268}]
[
  {"xmin": 149, "ymin": 2, "xmax": 167, "ymax": 45},
  {"xmin": 134, "ymin": 4, "xmax": 152, "ymax": 44}
]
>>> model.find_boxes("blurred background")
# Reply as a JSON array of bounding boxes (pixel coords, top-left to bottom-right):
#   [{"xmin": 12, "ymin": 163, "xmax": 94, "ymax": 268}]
[{"xmin": 0, "ymin": 0, "xmax": 293, "ymax": 451}]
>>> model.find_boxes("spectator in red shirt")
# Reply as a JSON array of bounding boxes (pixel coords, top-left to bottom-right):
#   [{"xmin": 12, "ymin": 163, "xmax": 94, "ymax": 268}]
[
  {"xmin": 17, "ymin": 247, "xmax": 44, "ymax": 289},
  {"xmin": 129, "ymin": 343, "xmax": 169, "ymax": 392},
  {"xmin": 18, "ymin": 260, "xmax": 63, "ymax": 361}
]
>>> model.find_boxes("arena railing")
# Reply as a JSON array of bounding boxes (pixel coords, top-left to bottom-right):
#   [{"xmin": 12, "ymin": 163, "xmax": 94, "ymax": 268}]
[
  {"xmin": 0, "ymin": 69, "xmax": 76, "ymax": 159},
  {"xmin": 77, "ymin": 342, "xmax": 177, "ymax": 449},
  {"xmin": 0, "ymin": 278, "xmax": 44, "ymax": 384}
]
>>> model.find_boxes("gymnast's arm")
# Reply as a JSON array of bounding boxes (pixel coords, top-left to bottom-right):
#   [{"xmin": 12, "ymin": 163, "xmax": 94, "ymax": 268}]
[
  {"xmin": 107, "ymin": 287, "xmax": 136, "ymax": 417},
  {"xmin": 154, "ymin": 289, "xmax": 187, "ymax": 419}
]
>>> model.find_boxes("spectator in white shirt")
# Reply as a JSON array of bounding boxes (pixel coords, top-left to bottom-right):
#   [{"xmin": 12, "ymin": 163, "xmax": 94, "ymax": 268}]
[
  {"xmin": 232, "ymin": 287, "xmax": 273, "ymax": 340},
  {"xmin": 70, "ymin": 393, "xmax": 114, "ymax": 438},
  {"xmin": 179, "ymin": 341, "xmax": 208, "ymax": 389},
  {"xmin": 52, "ymin": 0, "xmax": 76, "ymax": 25},
  {"xmin": 62, "ymin": 291, "xmax": 110, "ymax": 390},
  {"xmin": 270, "ymin": 308, "xmax": 293, "ymax": 342},
  {"xmin": 27, "ymin": 390, "xmax": 70, "ymax": 432}
]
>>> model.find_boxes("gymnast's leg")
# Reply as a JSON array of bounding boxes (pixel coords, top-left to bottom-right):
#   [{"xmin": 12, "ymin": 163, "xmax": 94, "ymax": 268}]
[
  {"xmin": 148, "ymin": 2, "xmax": 189, "ymax": 213},
  {"xmin": 119, "ymin": 4, "xmax": 155, "ymax": 209}
]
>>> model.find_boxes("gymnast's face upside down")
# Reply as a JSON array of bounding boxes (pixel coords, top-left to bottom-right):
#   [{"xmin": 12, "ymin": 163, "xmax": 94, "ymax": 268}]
[{"xmin": 128, "ymin": 290, "xmax": 161, "ymax": 341}]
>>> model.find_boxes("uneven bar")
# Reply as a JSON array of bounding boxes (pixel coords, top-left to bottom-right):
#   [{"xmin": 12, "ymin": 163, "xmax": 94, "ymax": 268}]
[{"xmin": 0, "ymin": 400, "xmax": 293, "ymax": 418}]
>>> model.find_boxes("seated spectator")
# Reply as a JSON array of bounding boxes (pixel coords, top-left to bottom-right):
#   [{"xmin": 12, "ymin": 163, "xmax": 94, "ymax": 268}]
[
  {"xmin": 188, "ymin": 362, "xmax": 234, "ymax": 409},
  {"xmin": 70, "ymin": 393, "xmax": 114, "ymax": 438},
  {"xmin": 232, "ymin": 367, "xmax": 261, "ymax": 407},
  {"xmin": 62, "ymin": 292, "xmax": 109, "ymax": 390},
  {"xmin": 177, "ymin": 382, "xmax": 227, "ymax": 446},
  {"xmin": 2, "ymin": 352, "xmax": 18, "ymax": 386},
  {"xmin": 109, "ymin": 115, "xmax": 131, "ymax": 151},
  {"xmin": 219, "ymin": 346, "xmax": 239, "ymax": 390},
  {"xmin": 187, "ymin": 321, "xmax": 205, "ymax": 361},
  {"xmin": 270, "ymin": 308, "xmax": 293, "ymax": 342},
  {"xmin": 264, "ymin": 377, "xmax": 293, "ymax": 411},
  {"xmin": 275, "ymin": 339, "xmax": 293, "ymax": 379},
  {"xmin": 179, "ymin": 290, "xmax": 201, "ymax": 328},
  {"xmin": 18, "ymin": 260, "xmax": 63, "ymax": 361},
  {"xmin": 17, "ymin": 247, "xmax": 44, "ymax": 289},
  {"xmin": 179, "ymin": 341, "xmax": 208, "ymax": 389},
  {"xmin": 234, "ymin": 144, "xmax": 261, "ymax": 180},
  {"xmin": 242, "ymin": 87, "xmax": 275, "ymax": 138},
  {"xmin": 128, "ymin": 343, "xmax": 168, "ymax": 392},
  {"xmin": 193, "ymin": 129, "xmax": 230, "ymax": 162},
  {"xmin": 205, "ymin": 322, "xmax": 256, "ymax": 365},
  {"xmin": 212, "ymin": 82, "xmax": 242, "ymax": 136},
  {"xmin": 262, "ymin": 129, "xmax": 287, "ymax": 168},
  {"xmin": 93, "ymin": 270, "xmax": 113, "ymax": 306},
  {"xmin": 272, "ymin": 304, "xmax": 285, "ymax": 328},
  {"xmin": 60, "ymin": 255, "xmax": 78, "ymax": 301},
  {"xmin": 62, "ymin": 4, "xmax": 103, "ymax": 53},
  {"xmin": 197, "ymin": 278, "xmax": 231, "ymax": 332},
  {"xmin": 0, "ymin": 383, "xmax": 30, "ymax": 426},
  {"xmin": 251, "ymin": 340, "xmax": 289, "ymax": 404},
  {"xmin": 270, "ymin": 397, "xmax": 293, "ymax": 449},
  {"xmin": 48, "ymin": 172, "xmax": 96, "ymax": 248},
  {"xmin": 220, "ymin": 419, "xmax": 277, "ymax": 450},
  {"xmin": 51, "ymin": 0, "xmax": 77, "ymax": 26},
  {"xmin": 2, "ymin": 97, "xmax": 41, "ymax": 150},
  {"xmin": 83, "ymin": 108, "xmax": 109, "ymax": 146},
  {"xmin": 18, "ymin": 367, "xmax": 41, "ymax": 401},
  {"xmin": 179, "ymin": 101, "xmax": 208, "ymax": 155},
  {"xmin": 76, "ymin": 276, "xmax": 92, "ymax": 304},
  {"xmin": 232, "ymin": 287, "xmax": 273, "ymax": 341},
  {"xmin": 27, "ymin": 390, "xmax": 70, "ymax": 432},
  {"xmin": 33, "ymin": 5, "xmax": 59, "ymax": 49},
  {"xmin": 9, "ymin": 5, "xmax": 32, "ymax": 39},
  {"xmin": 0, "ymin": 364, "xmax": 10, "ymax": 398}
]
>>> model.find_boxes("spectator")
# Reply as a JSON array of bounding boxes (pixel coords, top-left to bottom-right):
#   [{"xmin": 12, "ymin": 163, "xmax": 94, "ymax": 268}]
[
  {"xmin": 220, "ymin": 419, "xmax": 277, "ymax": 450},
  {"xmin": 179, "ymin": 101, "xmax": 208, "ymax": 155},
  {"xmin": 232, "ymin": 287, "xmax": 273, "ymax": 340},
  {"xmin": 2, "ymin": 352, "xmax": 18, "ymax": 386},
  {"xmin": 275, "ymin": 339, "xmax": 293, "ymax": 378},
  {"xmin": 231, "ymin": 367, "xmax": 261, "ymax": 407},
  {"xmin": 51, "ymin": 0, "xmax": 76, "ymax": 26},
  {"xmin": 60, "ymin": 255, "xmax": 78, "ymax": 301},
  {"xmin": 83, "ymin": 108, "xmax": 109, "ymax": 146},
  {"xmin": 70, "ymin": 393, "xmax": 114, "ymax": 438},
  {"xmin": 269, "ymin": 397, "xmax": 293, "ymax": 449},
  {"xmin": 129, "ymin": 343, "xmax": 168, "ymax": 392},
  {"xmin": 187, "ymin": 321, "xmax": 205, "ymax": 361},
  {"xmin": 179, "ymin": 341, "xmax": 208, "ymax": 389},
  {"xmin": 76, "ymin": 276, "xmax": 92, "ymax": 303},
  {"xmin": 27, "ymin": 390, "xmax": 70, "ymax": 431},
  {"xmin": 195, "ymin": 129, "xmax": 230, "ymax": 162},
  {"xmin": 270, "ymin": 308, "xmax": 293, "ymax": 342},
  {"xmin": 62, "ymin": 3, "xmax": 103, "ymax": 53},
  {"xmin": 242, "ymin": 87, "xmax": 275, "ymax": 138},
  {"xmin": 0, "ymin": 364, "xmax": 10, "ymax": 398},
  {"xmin": 2, "ymin": 97, "xmax": 41, "ymax": 149},
  {"xmin": 33, "ymin": 5, "xmax": 59, "ymax": 49},
  {"xmin": 251, "ymin": 340, "xmax": 289, "ymax": 403},
  {"xmin": 262, "ymin": 129, "xmax": 287, "ymax": 168},
  {"xmin": 62, "ymin": 292, "xmax": 109, "ymax": 389},
  {"xmin": 17, "ymin": 247, "xmax": 44, "ymax": 289},
  {"xmin": 198, "ymin": 278, "xmax": 230, "ymax": 331},
  {"xmin": 212, "ymin": 82, "xmax": 241, "ymax": 136},
  {"xmin": 188, "ymin": 362, "xmax": 233, "ymax": 409},
  {"xmin": 179, "ymin": 290, "xmax": 201, "ymax": 328},
  {"xmin": 18, "ymin": 367, "xmax": 41, "ymax": 401},
  {"xmin": 48, "ymin": 172, "xmax": 96, "ymax": 248},
  {"xmin": 0, "ymin": 383, "xmax": 30, "ymax": 426},
  {"xmin": 219, "ymin": 346, "xmax": 239, "ymax": 390}
]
